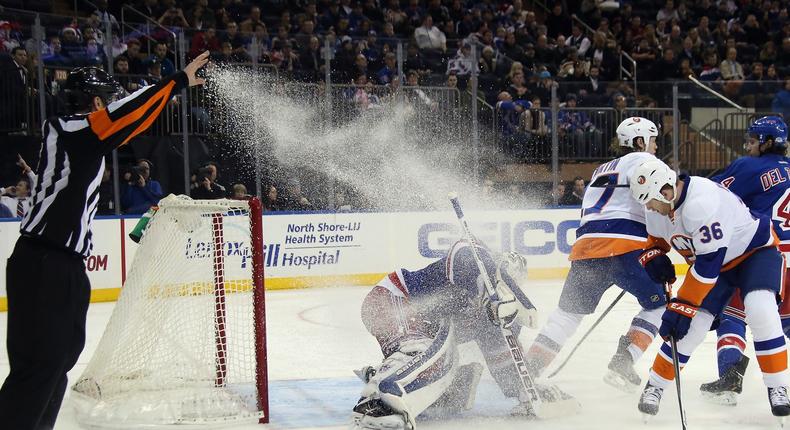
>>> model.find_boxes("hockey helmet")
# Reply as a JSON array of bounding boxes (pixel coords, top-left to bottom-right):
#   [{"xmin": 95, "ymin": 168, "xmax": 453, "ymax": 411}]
[
  {"xmin": 62, "ymin": 67, "xmax": 123, "ymax": 112},
  {"xmin": 747, "ymin": 115, "xmax": 788, "ymax": 149},
  {"xmin": 616, "ymin": 117, "xmax": 659, "ymax": 149},
  {"xmin": 630, "ymin": 159, "xmax": 677, "ymax": 207}
]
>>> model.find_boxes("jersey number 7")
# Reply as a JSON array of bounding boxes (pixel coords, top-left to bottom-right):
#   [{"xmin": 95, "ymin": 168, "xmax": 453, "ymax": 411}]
[{"xmin": 582, "ymin": 173, "xmax": 619, "ymax": 217}]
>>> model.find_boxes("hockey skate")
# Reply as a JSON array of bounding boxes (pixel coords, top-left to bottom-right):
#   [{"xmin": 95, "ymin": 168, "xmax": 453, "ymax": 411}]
[
  {"xmin": 638, "ymin": 382, "xmax": 664, "ymax": 420},
  {"xmin": 699, "ymin": 355, "xmax": 749, "ymax": 406},
  {"xmin": 603, "ymin": 336, "xmax": 642, "ymax": 393},
  {"xmin": 352, "ymin": 397, "xmax": 410, "ymax": 430},
  {"xmin": 769, "ymin": 387, "xmax": 790, "ymax": 421}
]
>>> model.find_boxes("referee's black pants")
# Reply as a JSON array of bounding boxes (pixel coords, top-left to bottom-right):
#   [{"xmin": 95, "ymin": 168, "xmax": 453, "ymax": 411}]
[{"xmin": 0, "ymin": 236, "xmax": 91, "ymax": 429}]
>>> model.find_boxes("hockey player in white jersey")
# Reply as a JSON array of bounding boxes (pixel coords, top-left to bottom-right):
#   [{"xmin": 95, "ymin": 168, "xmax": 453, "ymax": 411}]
[
  {"xmin": 523, "ymin": 117, "xmax": 669, "ymax": 392},
  {"xmin": 351, "ymin": 239, "xmax": 574, "ymax": 429},
  {"xmin": 629, "ymin": 159, "xmax": 790, "ymax": 419}
]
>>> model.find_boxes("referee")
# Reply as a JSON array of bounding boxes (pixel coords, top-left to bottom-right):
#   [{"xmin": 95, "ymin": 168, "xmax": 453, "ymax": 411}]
[{"xmin": 0, "ymin": 51, "xmax": 210, "ymax": 429}]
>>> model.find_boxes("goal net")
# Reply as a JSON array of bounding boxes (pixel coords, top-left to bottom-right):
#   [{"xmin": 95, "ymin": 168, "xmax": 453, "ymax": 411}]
[{"xmin": 72, "ymin": 195, "xmax": 268, "ymax": 428}]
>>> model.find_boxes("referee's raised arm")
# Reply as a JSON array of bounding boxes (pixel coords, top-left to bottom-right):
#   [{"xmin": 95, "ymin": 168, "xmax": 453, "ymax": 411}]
[
  {"xmin": 86, "ymin": 50, "xmax": 209, "ymax": 151},
  {"xmin": 0, "ymin": 51, "xmax": 210, "ymax": 430}
]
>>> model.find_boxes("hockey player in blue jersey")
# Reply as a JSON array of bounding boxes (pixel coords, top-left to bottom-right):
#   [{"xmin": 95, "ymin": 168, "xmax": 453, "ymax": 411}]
[
  {"xmin": 350, "ymin": 240, "xmax": 574, "ymax": 429},
  {"xmin": 701, "ymin": 115, "xmax": 790, "ymax": 405}
]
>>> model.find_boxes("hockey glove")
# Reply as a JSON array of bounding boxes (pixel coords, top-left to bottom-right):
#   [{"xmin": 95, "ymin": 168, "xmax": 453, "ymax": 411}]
[
  {"xmin": 639, "ymin": 248, "xmax": 677, "ymax": 284},
  {"xmin": 481, "ymin": 253, "xmax": 539, "ymax": 329},
  {"xmin": 659, "ymin": 299, "xmax": 698, "ymax": 341}
]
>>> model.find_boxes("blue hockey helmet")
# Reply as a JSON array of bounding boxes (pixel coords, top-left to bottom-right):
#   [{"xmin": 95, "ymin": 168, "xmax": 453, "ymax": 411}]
[{"xmin": 747, "ymin": 115, "xmax": 788, "ymax": 149}]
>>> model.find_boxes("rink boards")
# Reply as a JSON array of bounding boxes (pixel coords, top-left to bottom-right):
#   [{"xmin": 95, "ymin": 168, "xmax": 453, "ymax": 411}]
[{"xmin": 0, "ymin": 208, "xmax": 690, "ymax": 311}]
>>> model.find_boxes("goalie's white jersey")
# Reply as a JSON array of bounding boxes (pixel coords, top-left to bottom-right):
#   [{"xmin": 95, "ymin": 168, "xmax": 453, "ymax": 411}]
[{"xmin": 570, "ymin": 151, "xmax": 657, "ymax": 260}]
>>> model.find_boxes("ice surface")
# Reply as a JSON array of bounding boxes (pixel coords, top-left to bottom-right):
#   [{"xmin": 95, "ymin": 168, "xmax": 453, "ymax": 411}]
[{"xmin": 0, "ymin": 278, "xmax": 782, "ymax": 429}]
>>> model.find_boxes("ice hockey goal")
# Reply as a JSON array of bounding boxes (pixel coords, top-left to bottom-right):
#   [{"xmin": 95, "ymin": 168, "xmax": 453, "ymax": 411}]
[{"xmin": 72, "ymin": 195, "xmax": 268, "ymax": 427}]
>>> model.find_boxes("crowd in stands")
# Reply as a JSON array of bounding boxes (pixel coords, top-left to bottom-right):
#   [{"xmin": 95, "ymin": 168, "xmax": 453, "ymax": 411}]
[{"xmin": 1, "ymin": 0, "xmax": 790, "ymax": 214}]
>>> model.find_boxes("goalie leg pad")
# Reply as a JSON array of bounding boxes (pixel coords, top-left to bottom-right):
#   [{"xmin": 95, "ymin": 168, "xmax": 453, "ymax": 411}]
[{"xmin": 357, "ymin": 322, "xmax": 460, "ymax": 428}]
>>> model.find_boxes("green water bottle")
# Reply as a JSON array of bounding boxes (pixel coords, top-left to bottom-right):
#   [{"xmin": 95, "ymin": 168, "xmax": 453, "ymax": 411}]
[{"xmin": 129, "ymin": 206, "xmax": 158, "ymax": 243}]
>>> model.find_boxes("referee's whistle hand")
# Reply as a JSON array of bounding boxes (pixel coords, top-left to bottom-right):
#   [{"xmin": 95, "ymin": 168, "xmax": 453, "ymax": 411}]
[{"xmin": 184, "ymin": 51, "xmax": 210, "ymax": 87}]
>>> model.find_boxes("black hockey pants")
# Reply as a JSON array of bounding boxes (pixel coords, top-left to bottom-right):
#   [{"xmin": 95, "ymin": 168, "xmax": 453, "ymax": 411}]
[{"xmin": 0, "ymin": 236, "xmax": 90, "ymax": 429}]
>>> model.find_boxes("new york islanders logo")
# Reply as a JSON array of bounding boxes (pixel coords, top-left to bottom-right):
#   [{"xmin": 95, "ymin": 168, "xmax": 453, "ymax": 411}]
[{"xmin": 670, "ymin": 234, "xmax": 696, "ymax": 263}]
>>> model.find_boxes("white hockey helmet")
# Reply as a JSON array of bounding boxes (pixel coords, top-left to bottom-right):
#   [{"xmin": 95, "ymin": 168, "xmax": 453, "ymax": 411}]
[
  {"xmin": 630, "ymin": 159, "xmax": 678, "ymax": 206},
  {"xmin": 616, "ymin": 117, "xmax": 659, "ymax": 149}
]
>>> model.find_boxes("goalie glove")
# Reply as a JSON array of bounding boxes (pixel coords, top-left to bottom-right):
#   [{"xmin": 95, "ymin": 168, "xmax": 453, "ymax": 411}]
[{"xmin": 481, "ymin": 252, "xmax": 538, "ymax": 329}]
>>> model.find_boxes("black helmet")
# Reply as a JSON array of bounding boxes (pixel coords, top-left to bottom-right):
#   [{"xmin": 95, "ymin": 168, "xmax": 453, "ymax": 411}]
[{"xmin": 62, "ymin": 67, "xmax": 123, "ymax": 113}]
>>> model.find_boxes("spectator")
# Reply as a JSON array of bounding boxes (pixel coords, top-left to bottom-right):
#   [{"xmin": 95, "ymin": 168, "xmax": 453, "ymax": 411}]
[
  {"xmin": 558, "ymin": 93, "xmax": 601, "ymax": 157},
  {"xmin": 566, "ymin": 24, "xmax": 591, "ymax": 57},
  {"xmin": 478, "ymin": 46, "xmax": 501, "ymax": 77},
  {"xmin": 189, "ymin": 27, "xmax": 220, "ymax": 60},
  {"xmin": 678, "ymin": 37, "xmax": 701, "ymax": 70},
  {"xmin": 240, "ymin": 6, "xmax": 265, "ymax": 34},
  {"xmin": 742, "ymin": 62, "xmax": 772, "ymax": 108},
  {"xmin": 446, "ymin": 42, "xmax": 475, "ymax": 76},
  {"xmin": 0, "ymin": 47, "xmax": 28, "ymax": 131},
  {"xmin": 772, "ymin": 78, "xmax": 790, "ymax": 120},
  {"xmin": 550, "ymin": 181, "xmax": 567, "ymax": 206},
  {"xmin": 263, "ymin": 184, "xmax": 279, "ymax": 211},
  {"xmin": 520, "ymin": 95, "xmax": 549, "ymax": 155},
  {"xmin": 121, "ymin": 38, "xmax": 146, "ymax": 74},
  {"xmin": 720, "ymin": 47, "xmax": 745, "ymax": 81},
  {"xmin": 507, "ymin": 70, "xmax": 530, "ymax": 102},
  {"xmin": 404, "ymin": 70, "xmax": 436, "ymax": 110},
  {"xmin": 0, "ymin": 21, "xmax": 21, "ymax": 53},
  {"xmin": 545, "ymin": 3, "xmax": 571, "ymax": 39},
  {"xmin": 376, "ymin": 52, "xmax": 398, "ymax": 85},
  {"xmin": 114, "ymin": 56, "xmax": 146, "ymax": 93},
  {"xmin": 280, "ymin": 178, "xmax": 313, "ymax": 211},
  {"xmin": 656, "ymin": 0, "xmax": 680, "ymax": 23},
  {"xmin": 222, "ymin": 21, "xmax": 246, "ymax": 53},
  {"xmin": 121, "ymin": 159, "xmax": 163, "ymax": 214},
  {"xmin": 699, "ymin": 50, "xmax": 722, "ymax": 81},
  {"xmin": 149, "ymin": 41, "xmax": 176, "ymax": 76},
  {"xmin": 578, "ymin": 65, "xmax": 607, "ymax": 105},
  {"xmin": 649, "ymin": 48, "xmax": 679, "ymax": 82},
  {"xmin": 298, "ymin": 36, "xmax": 322, "ymax": 82},
  {"xmin": 231, "ymin": 183, "xmax": 250, "ymax": 200},
  {"xmin": 496, "ymin": 90, "xmax": 530, "ymax": 141},
  {"xmin": 158, "ymin": 6, "xmax": 189, "ymax": 28},
  {"xmin": 500, "ymin": 30, "xmax": 524, "ymax": 63},
  {"xmin": 1, "ymin": 177, "xmax": 32, "ymax": 218},
  {"xmin": 530, "ymin": 70, "xmax": 555, "ymax": 106},
  {"xmin": 93, "ymin": 0, "xmax": 119, "ymax": 29},
  {"xmin": 146, "ymin": 59, "xmax": 162, "ymax": 84},
  {"xmin": 190, "ymin": 165, "xmax": 225, "ymax": 200},
  {"xmin": 351, "ymin": 74, "xmax": 381, "ymax": 110},
  {"xmin": 759, "ymin": 41, "xmax": 779, "ymax": 65},
  {"xmin": 566, "ymin": 176, "xmax": 586, "ymax": 205},
  {"xmin": 414, "ymin": 15, "xmax": 446, "ymax": 53},
  {"xmin": 42, "ymin": 36, "xmax": 71, "ymax": 66}
]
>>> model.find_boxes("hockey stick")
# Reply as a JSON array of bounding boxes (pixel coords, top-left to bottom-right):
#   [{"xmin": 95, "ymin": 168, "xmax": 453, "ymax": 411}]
[
  {"xmin": 547, "ymin": 289, "xmax": 627, "ymax": 378},
  {"xmin": 448, "ymin": 193, "xmax": 581, "ymax": 419},
  {"xmin": 665, "ymin": 283, "xmax": 688, "ymax": 430}
]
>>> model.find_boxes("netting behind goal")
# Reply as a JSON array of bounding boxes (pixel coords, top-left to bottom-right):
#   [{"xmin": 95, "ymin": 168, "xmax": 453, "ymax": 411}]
[{"xmin": 72, "ymin": 195, "xmax": 268, "ymax": 428}]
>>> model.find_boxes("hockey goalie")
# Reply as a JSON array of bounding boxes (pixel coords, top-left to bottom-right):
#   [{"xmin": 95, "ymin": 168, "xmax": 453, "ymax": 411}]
[{"xmin": 351, "ymin": 239, "xmax": 577, "ymax": 429}]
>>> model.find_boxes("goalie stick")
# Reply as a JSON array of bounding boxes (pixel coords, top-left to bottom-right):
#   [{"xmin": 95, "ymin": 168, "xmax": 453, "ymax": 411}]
[{"xmin": 448, "ymin": 192, "xmax": 580, "ymax": 419}]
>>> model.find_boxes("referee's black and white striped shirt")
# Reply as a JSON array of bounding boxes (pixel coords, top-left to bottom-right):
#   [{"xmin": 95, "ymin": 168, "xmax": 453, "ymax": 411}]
[{"xmin": 20, "ymin": 71, "xmax": 189, "ymax": 257}]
